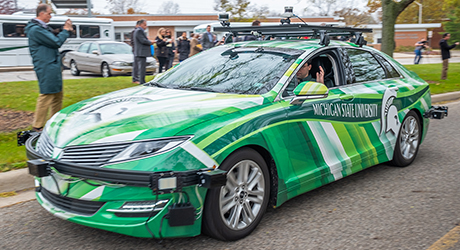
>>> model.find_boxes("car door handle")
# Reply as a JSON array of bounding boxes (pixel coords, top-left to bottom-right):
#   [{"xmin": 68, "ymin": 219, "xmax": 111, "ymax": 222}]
[{"xmin": 339, "ymin": 94, "xmax": 354, "ymax": 100}]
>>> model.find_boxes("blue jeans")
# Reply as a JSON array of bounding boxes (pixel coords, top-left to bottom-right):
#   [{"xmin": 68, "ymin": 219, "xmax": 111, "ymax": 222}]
[{"xmin": 414, "ymin": 49, "xmax": 422, "ymax": 64}]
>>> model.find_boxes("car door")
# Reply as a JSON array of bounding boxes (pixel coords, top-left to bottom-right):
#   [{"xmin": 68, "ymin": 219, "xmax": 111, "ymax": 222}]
[
  {"xmin": 280, "ymin": 48, "xmax": 369, "ymax": 196},
  {"xmin": 72, "ymin": 43, "xmax": 90, "ymax": 70},
  {"xmin": 85, "ymin": 42, "xmax": 101, "ymax": 72},
  {"xmin": 343, "ymin": 48, "xmax": 406, "ymax": 168}
]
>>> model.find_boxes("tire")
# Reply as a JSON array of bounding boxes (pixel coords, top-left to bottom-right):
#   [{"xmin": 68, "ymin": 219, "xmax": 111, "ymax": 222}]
[
  {"xmin": 70, "ymin": 60, "xmax": 80, "ymax": 76},
  {"xmin": 391, "ymin": 110, "xmax": 421, "ymax": 167},
  {"xmin": 60, "ymin": 51, "xmax": 69, "ymax": 69},
  {"xmin": 101, "ymin": 62, "xmax": 111, "ymax": 78},
  {"xmin": 202, "ymin": 148, "xmax": 270, "ymax": 241}
]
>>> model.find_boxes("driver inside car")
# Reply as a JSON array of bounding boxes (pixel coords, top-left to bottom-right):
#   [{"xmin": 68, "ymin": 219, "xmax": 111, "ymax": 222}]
[{"xmin": 296, "ymin": 60, "xmax": 324, "ymax": 84}]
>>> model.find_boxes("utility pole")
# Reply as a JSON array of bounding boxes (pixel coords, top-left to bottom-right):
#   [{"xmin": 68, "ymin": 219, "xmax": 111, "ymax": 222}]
[
  {"xmin": 414, "ymin": 1, "xmax": 422, "ymax": 24},
  {"xmin": 87, "ymin": 0, "xmax": 92, "ymax": 17}
]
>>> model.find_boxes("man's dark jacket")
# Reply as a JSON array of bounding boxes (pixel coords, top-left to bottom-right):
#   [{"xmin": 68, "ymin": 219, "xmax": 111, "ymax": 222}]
[
  {"xmin": 133, "ymin": 27, "xmax": 152, "ymax": 57},
  {"xmin": 440, "ymin": 39, "xmax": 457, "ymax": 60},
  {"xmin": 25, "ymin": 19, "xmax": 69, "ymax": 94}
]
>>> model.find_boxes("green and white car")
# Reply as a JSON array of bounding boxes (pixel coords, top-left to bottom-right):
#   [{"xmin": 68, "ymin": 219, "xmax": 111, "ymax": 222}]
[{"xmin": 24, "ymin": 30, "xmax": 446, "ymax": 241}]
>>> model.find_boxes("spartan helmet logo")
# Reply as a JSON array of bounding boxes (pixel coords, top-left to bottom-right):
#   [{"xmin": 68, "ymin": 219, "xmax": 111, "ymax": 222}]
[{"xmin": 380, "ymin": 88, "xmax": 400, "ymax": 136}]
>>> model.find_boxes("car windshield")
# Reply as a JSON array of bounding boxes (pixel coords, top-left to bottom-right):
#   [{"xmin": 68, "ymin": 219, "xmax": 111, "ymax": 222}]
[
  {"xmin": 154, "ymin": 46, "xmax": 301, "ymax": 95},
  {"xmin": 99, "ymin": 43, "xmax": 132, "ymax": 55}
]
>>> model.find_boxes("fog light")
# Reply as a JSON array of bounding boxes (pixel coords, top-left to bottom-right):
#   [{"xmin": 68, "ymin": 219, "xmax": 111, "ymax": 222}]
[{"xmin": 107, "ymin": 200, "xmax": 169, "ymax": 217}]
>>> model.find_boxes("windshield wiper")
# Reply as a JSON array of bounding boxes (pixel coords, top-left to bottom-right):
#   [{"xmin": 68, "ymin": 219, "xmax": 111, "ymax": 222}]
[
  {"xmin": 188, "ymin": 87, "xmax": 218, "ymax": 93},
  {"xmin": 144, "ymin": 81, "xmax": 167, "ymax": 88}
]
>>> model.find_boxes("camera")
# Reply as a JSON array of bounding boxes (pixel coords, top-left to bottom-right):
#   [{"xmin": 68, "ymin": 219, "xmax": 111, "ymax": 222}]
[
  {"xmin": 282, "ymin": 6, "xmax": 294, "ymax": 18},
  {"xmin": 218, "ymin": 13, "xmax": 229, "ymax": 22}
]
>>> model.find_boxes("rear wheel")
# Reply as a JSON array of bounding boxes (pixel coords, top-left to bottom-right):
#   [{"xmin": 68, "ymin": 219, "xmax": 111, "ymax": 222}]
[
  {"xmin": 391, "ymin": 110, "xmax": 421, "ymax": 167},
  {"xmin": 70, "ymin": 60, "xmax": 80, "ymax": 76},
  {"xmin": 101, "ymin": 62, "xmax": 111, "ymax": 78},
  {"xmin": 202, "ymin": 148, "xmax": 270, "ymax": 241}
]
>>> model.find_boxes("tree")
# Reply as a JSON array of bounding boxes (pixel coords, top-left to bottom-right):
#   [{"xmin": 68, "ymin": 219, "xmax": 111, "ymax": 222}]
[
  {"xmin": 0, "ymin": 0, "xmax": 16, "ymax": 14},
  {"xmin": 63, "ymin": 9, "xmax": 101, "ymax": 15},
  {"xmin": 106, "ymin": 0, "xmax": 143, "ymax": 14},
  {"xmin": 368, "ymin": 0, "xmax": 415, "ymax": 57},
  {"xmin": 214, "ymin": 0, "xmax": 251, "ymax": 21},
  {"xmin": 334, "ymin": 7, "xmax": 375, "ymax": 26},
  {"xmin": 158, "ymin": 1, "xmax": 180, "ymax": 14},
  {"xmin": 397, "ymin": 0, "xmax": 447, "ymax": 23}
]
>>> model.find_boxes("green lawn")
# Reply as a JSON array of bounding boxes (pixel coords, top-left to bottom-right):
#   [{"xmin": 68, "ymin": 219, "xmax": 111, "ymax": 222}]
[
  {"xmin": 0, "ymin": 64, "xmax": 459, "ymax": 172},
  {"xmin": 405, "ymin": 63, "xmax": 460, "ymax": 94}
]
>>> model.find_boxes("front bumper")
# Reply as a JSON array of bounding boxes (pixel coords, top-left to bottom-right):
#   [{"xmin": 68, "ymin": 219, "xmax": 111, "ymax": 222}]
[
  {"xmin": 23, "ymin": 133, "xmax": 226, "ymax": 238},
  {"xmin": 110, "ymin": 65, "xmax": 156, "ymax": 75}
]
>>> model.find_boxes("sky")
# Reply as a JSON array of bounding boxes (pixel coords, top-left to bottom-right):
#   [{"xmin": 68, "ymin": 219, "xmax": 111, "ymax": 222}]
[{"xmin": 16, "ymin": 0, "xmax": 313, "ymax": 16}]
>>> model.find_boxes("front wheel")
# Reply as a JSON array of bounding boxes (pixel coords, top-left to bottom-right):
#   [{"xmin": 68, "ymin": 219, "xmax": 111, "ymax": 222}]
[
  {"xmin": 391, "ymin": 110, "xmax": 421, "ymax": 167},
  {"xmin": 202, "ymin": 148, "xmax": 270, "ymax": 241},
  {"xmin": 101, "ymin": 62, "xmax": 111, "ymax": 78}
]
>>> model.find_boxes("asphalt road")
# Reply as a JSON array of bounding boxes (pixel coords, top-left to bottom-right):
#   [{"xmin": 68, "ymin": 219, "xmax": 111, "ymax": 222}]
[{"xmin": 1, "ymin": 101, "xmax": 459, "ymax": 249}]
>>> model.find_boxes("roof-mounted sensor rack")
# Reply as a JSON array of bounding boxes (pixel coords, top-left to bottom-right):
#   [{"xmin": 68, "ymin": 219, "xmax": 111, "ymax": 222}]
[{"xmin": 214, "ymin": 24, "xmax": 373, "ymax": 47}]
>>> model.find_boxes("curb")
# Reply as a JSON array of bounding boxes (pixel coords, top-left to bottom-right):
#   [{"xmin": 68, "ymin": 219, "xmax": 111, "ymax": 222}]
[
  {"xmin": 0, "ymin": 66, "xmax": 33, "ymax": 72},
  {"xmin": 1, "ymin": 91, "xmax": 460, "ymax": 207}
]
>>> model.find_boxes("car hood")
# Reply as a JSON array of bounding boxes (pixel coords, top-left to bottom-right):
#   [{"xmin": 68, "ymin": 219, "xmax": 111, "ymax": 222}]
[{"xmin": 46, "ymin": 86, "xmax": 265, "ymax": 148}]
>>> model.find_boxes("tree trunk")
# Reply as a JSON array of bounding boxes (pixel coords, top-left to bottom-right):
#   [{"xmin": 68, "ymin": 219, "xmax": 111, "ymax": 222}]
[{"xmin": 381, "ymin": 0, "xmax": 415, "ymax": 57}]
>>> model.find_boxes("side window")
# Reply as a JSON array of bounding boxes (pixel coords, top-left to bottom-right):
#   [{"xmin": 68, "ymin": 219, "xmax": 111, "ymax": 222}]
[
  {"xmin": 346, "ymin": 49, "xmax": 386, "ymax": 83},
  {"xmin": 88, "ymin": 43, "xmax": 98, "ymax": 53},
  {"xmin": 48, "ymin": 24, "xmax": 77, "ymax": 38},
  {"xmin": 77, "ymin": 43, "xmax": 90, "ymax": 53},
  {"xmin": 374, "ymin": 53, "xmax": 401, "ymax": 78},
  {"xmin": 80, "ymin": 25, "xmax": 100, "ymax": 38},
  {"xmin": 3, "ymin": 23, "xmax": 26, "ymax": 38}
]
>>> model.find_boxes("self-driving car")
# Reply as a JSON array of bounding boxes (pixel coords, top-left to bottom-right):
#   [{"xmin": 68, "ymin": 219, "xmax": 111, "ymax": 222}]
[{"xmin": 22, "ymin": 24, "xmax": 447, "ymax": 241}]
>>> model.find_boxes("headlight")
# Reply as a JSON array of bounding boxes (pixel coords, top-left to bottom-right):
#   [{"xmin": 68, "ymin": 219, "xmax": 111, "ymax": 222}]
[
  {"xmin": 111, "ymin": 61, "xmax": 129, "ymax": 67},
  {"xmin": 106, "ymin": 200, "xmax": 169, "ymax": 217},
  {"xmin": 108, "ymin": 136, "xmax": 191, "ymax": 163}
]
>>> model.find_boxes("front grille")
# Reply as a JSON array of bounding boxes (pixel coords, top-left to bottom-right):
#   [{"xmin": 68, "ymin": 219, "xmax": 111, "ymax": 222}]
[
  {"xmin": 60, "ymin": 143, "xmax": 130, "ymax": 167},
  {"xmin": 36, "ymin": 132, "xmax": 54, "ymax": 158},
  {"xmin": 40, "ymin": 188, "xmax": 106, "ymax": 216}
]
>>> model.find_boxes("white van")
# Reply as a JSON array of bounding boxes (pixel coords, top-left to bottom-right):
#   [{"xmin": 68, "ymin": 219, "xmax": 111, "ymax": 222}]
[{"xmin": 0, "ymin": 13, "xmax": 114, "ymax": 67}]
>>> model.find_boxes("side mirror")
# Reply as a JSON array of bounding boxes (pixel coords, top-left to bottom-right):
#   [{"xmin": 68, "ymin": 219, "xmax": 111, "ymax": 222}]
[
  {"xmin": 92, "ymin": 50, "xmax": 99, "ymax": 55},
  {"xmin": 290, "ymin": 81, "xmax": 328, "ymax": 105}
]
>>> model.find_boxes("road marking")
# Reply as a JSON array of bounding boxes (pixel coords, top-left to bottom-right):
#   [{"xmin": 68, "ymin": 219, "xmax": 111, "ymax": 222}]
[{"xmin": 427, "ymin": 225, "xmax": 460, "ymax": 250}]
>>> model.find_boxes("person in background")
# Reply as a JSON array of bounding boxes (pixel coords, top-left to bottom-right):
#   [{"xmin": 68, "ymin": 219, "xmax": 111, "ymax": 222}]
[
  {"xmin": 201, "ymin": 25, "xmax": 216, "ymax": 50},
  {"xmin": 155, "ymin": 28, "xmax": 170, "ymax": 73},
  {"xmin": 414, "ymin": 38, "xmax": 428, "ymax": 64},
  {"xmin": 165, "ymin": 29, "xmax": 176, "ymax": 69},
  {"xmin": 25, "ymin": 4, "xmax": 73, "ymax": 132},
  {"xmin": 133, "ymin": 19, "xmax": 153, "ymax": 84},
  {"xmin": 189, "ymin": 33, "xmax": 202, "ymax": 57},
  {"xmin": 177, "ymin": 32, "xmax": 190, "ymax": 62},
  {"xmin": 439, "ymin": 33, "xmax": 459, "ymax": 80},
  {"xmin": 130, "ymin": 20, "xmax": 141, "ymax": 83},
  {"xmin": 244, "ymin": 20, "xmax": 261, "ymax": 41}
]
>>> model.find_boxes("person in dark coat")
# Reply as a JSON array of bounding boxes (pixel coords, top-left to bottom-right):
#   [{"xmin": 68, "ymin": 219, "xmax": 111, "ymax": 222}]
[
  {"xmin": 164, "ymin": 29, "xmax": 176, "ymax": 70},
  {"xmin": 130, "ymin": 20, "xmax": 140, "ymax": 83},
  {"xmin": 25, "ymin": 4, "xmax": 72, "ymax": 132},
  {"xmin": 177, "ymin": 32, "xmax": 190, "ymax": 62},
  {"xmin": 133, "ymin": 19, "xmax": 153, "ymax": 84},
  {"xmin": 155, "ymin": 28, "xmax": 170, "ymax": 73},
  {"xmin": 439, "ymin": 33, "xmax": 459, "ymax": 80}
]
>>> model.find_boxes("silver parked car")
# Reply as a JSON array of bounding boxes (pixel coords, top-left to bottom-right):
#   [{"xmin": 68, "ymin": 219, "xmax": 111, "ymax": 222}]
[{"xmin": 64, "ymin": 41, "xmax": 156, "ymax": 77}]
